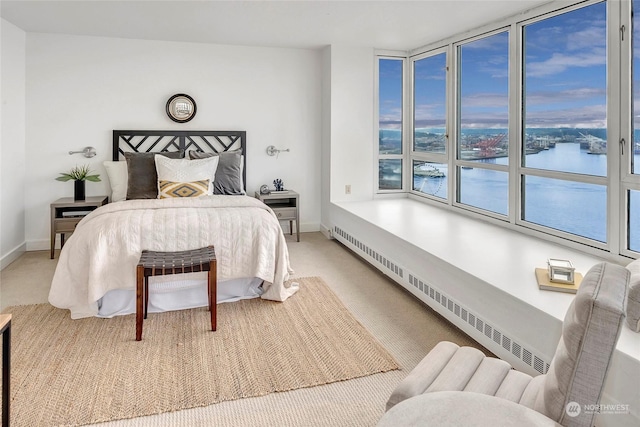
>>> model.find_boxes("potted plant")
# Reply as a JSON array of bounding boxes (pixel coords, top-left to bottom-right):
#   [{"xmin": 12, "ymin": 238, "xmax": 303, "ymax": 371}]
[{"xmin": 56, "ymin": 165, "xmax": 101, "ymax": 201}]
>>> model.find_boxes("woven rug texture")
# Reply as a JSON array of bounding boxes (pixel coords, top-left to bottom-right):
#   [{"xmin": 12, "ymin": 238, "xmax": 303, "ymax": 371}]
[{"xmin": 1, "ymin": 276, "xmax": 399, "ymax": 426}]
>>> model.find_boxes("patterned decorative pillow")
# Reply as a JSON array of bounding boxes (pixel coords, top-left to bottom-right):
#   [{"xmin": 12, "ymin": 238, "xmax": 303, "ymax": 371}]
[
  {"xmin": 155, "ymin": 155, "xmax": 219, "ymax": 195},
  {"xmin": 159, "ymin": 180, "xmax": 210, "ymax": 199}
]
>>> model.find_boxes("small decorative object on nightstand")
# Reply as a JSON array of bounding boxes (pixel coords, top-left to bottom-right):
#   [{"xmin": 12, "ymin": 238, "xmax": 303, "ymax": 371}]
[
  {"xmin": 55, "ymin": 164, "xmax": 101, "ymax": 201},
  {"xmin": 50, "ymin": 196, "xmax": 108, "ymax": 259},
  {"xmin": 255, "ymin": 190, "xmax": 300, "ymax": 242}
]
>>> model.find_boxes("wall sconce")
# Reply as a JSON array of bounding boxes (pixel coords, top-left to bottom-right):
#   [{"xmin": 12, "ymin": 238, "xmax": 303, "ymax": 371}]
[
  {"xmin": 69, "ymin": 147, "xmax": 97, "ymax": 158},
  {"xmin": 266, "ymin": 145, "xmax": 290, "ymax": 157}
]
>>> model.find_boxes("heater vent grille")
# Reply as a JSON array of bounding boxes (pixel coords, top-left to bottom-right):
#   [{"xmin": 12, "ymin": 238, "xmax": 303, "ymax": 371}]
[
  {"xmin": 334, "ymin": 227, "xmax": 404, "ymax": 279},
  {"xmin": 334, "ymin": 225, "xmax": 549, "ymax": 375}
]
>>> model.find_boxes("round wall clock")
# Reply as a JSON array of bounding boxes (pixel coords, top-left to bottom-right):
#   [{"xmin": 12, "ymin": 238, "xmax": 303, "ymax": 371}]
[{"xmin": 166, "ymin": 93, "xmax": 197, "ymax": 123}]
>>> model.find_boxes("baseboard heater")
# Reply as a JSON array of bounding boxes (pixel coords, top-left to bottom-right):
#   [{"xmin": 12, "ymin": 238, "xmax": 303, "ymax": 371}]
[{"xmin": 333, "ymin": 225, "xmax": 550, "ymax": 375}]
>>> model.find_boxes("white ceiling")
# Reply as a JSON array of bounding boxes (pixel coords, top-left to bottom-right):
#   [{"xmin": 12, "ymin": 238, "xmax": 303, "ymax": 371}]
[{"xmin": 1, "ymin": 0, "xmax": 552, "ymax": 51}]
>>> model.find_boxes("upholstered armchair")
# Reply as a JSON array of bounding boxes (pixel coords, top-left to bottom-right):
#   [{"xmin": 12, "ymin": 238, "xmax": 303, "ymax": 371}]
[{"xmin": 383, "ymin": 262, "xmax": 629, "ymax": 427}]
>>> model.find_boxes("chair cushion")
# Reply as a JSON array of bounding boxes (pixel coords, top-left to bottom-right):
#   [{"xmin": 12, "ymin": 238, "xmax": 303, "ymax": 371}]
[
  {"xmin": 385, "ymin": 341, "xmax": 535, "ymax": 411},
  {"xmin": 385, "ymin": 262, "xmax": 629, "ymax": 427},
  {"xmin": 379, "ymin": 392, "xmax": 562, "ymax": 427},
  {"xmin": 535, "ymin": 262, "xmax": 629, "ymax": 427},
  {"xmin": 626, "ymin": 258, "xmax": 640, "ymax": 332}
]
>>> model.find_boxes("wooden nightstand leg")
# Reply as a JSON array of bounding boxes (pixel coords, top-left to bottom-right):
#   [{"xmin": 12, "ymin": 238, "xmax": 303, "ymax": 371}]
[
  {"xmin": 51, "ymin": 232, "xmax": 56, "ymax": 259},
  {"xmin": 61, "ymin": 233, "xmax": 66, "ymax": 249}
]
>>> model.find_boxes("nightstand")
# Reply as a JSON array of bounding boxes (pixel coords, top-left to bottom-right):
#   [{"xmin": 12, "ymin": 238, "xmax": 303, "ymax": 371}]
[
  {"xmin": 255, "ymin": 190, "xmax": 300, "ymax": 242},
  {"xmin": 50, "ymin": 196, "xmax": 108, "ymax": 259}
]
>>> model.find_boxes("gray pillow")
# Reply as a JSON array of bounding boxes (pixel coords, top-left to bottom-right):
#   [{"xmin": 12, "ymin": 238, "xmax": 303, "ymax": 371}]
[
  {"xmin": 189, "ymin": 150, "xmax": 244, "ymax": 195},
  {"xmin": 125, "ymin": 150, "xmax": 184, "ymax": 199}
]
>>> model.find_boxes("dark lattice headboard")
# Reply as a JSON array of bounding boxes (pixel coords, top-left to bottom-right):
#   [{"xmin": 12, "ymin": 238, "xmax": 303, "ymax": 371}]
[{"xmin": 112, "ymin": 130, "xmax": 246, "ymax": 190}]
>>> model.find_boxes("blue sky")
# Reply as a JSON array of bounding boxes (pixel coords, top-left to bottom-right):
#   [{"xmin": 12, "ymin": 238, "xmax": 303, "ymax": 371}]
[{"xmin": 380, "ymin": 1, "xmax": 610, "ymax": 130}]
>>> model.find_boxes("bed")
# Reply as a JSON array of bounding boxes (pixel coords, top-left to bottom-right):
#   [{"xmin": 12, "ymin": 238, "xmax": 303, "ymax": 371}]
[{"xmin": 49, "ymin": 130, "xmax": 298, "ymax": 319}]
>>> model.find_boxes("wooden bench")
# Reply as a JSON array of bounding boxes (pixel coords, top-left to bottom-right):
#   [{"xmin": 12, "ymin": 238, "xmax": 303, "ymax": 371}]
[{"xmin": 136, "ymin": 246, "xmax": 217, "ymax": 341}]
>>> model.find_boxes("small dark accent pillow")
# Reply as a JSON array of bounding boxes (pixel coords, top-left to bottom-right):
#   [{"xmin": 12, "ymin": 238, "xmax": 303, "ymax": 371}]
[
  {"xmin": 125, "ymin": 150, "xmax": 184, "ymax": 199},
  {"xmin": 189, "ymin": 150, "xmax": 244, "ymax": 195}
]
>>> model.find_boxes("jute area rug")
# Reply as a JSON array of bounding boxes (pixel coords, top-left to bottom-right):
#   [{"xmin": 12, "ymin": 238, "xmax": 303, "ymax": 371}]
[{"xmin": 2, "ymin": 276, "xmax": 399, "ymax": 426}]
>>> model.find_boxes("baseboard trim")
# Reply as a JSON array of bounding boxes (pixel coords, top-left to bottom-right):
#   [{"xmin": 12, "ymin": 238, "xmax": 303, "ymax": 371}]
[
  {"xmin": 320, "ymin": 223, "xmax": 333, "ymax": 239},
  {"xmin": 26, "ymin": 238, "xmax": 54, "ymax": 252},
  {"xmin": 1, "ymin": 242, "xmax": 27, "ymax": 270}
]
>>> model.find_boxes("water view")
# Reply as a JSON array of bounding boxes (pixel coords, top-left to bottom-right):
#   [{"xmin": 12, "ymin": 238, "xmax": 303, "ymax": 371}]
[
  {"xmin": 379, "ymin": 128, "xmax": 640, "ymax": 251},
  {"xmin": 377, "ymin": 1, "xmax": 640, "ymax": 253}
]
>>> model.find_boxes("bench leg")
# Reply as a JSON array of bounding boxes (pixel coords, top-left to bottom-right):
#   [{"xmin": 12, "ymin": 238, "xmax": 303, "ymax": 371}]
[
  {"xmin": 144, "ymin": 276, "xmax": 149, "ymax": 319},
  {"xmin": 136, "ymin": 265, "xmax": 144, "ymax": 341},
  {"xmin": 209, "ymin": 260, "xmax": 217, "ymax": 331}
]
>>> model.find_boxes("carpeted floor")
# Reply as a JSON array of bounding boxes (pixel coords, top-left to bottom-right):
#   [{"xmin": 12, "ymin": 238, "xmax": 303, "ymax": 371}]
[
  {"xmin": 0, "ymin": 232, "xmax": 488, "ymax": 426},
  {"xmin": 2, "ymin": 277, "xmax": 398, "ymax": 426}
]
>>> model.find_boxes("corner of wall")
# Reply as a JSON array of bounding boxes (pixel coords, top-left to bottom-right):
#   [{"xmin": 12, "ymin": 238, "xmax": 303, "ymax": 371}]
[{"xmin": 1, "ymin": 18, "xmax": 27, "ymax": 264}]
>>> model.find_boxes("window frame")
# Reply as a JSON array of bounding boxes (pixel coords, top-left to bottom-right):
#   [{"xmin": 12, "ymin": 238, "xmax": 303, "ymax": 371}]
[
  {"xmin": 409, "ymin": 46, "xmax": 451, "ymax": 203},
  {"xmin": 621, "ymin": 0, "xmax": 640, "ymax": 257},
  {"xmin": 378, "ymin": 0, "xmax": 639, "ymax": 261},
  {"xmin": 375, "ymin": 53, "xmax": 407, "ymax": 194},
  {"xmin": 452, "ymin": 27, "xmax": 512, "ymax": 220},
  {"xmin": 515, "ymin": 0, "xmax": 612, "ymax": 252}
]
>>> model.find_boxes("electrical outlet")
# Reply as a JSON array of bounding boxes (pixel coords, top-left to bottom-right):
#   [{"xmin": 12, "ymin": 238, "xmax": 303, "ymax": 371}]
[{"xmin": 345, "ymin": 185, "xmax": 351, "ymax": 195}]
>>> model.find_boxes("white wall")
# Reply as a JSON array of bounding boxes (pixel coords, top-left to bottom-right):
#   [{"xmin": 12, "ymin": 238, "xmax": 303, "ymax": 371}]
[
  {"xmin": 1, "ymin": 19, "xmax": 27, "ymax": 268},
  {"xmin": 328, "ymin": 46, "xmax": 375, "ymax": 204},
  {"xmin": 25, "ymin": 33, "xmax": 322, "ymax": 249},
  {"xmin": 320, "ymin": 46, "xmax": 332, "ymax": 236}
]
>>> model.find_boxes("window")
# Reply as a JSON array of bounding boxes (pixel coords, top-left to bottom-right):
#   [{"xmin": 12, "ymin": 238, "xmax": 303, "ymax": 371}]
[
  {"xmin": 414, "ymin": 52, "xmax": 447, "ymax": 154},
  {"xmin": 378, "ymin": 57, "xmax": 404, "ymax": 191},
  {"xmin": 628, "ymin": 0, "xmax": 640, "ymax": 254},
  {"xmin": 634, "ymin": 0, "xmax": 640, "ymax": 176},
  {"xmin": 412, "ymin": 50, "xmax": 448, "ymax": 199},
  {"xmin": 379, "ymin": 0, "xmax": 640, "ymax": 258},
  {"xmin": 521, "ymin": 2, "xmax": 608, "ymax": 244},
  {"xmin": 456, "ymin": 31, "xmax": 509, "ymax": 215}
]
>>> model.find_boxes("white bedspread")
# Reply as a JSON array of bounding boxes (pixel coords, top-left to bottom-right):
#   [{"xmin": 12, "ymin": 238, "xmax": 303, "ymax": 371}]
[{"xmin": 49, "ymin": 195, "xmax": 298, "ymax": 318}]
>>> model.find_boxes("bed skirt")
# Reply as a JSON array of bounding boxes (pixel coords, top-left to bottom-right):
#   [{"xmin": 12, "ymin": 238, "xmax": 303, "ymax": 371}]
[{"xmin": 97, "ymin": 273, "xmax": 263, "ymax": 318}]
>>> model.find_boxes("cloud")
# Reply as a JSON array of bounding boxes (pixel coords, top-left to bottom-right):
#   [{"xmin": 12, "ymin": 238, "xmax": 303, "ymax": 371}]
[
  {"xmin": 461, "ymin": 92, "xmax": 508, "ymax": 109},
  {"xmin": 526, "ymin": 87, "xmax": 605, "ymax": 105},
  {"xmin": 461, "ymin": 31, "xmax": 508, "ymax": 51},
  {"xmin": 525, "ymin": 104, "xmax": 606, "ymax": 128},
  {"xmin": 414, "ymin": 103, "xmax": 445, "ymax": 122},
  {"xmin": 526, "ymin": 48, "xmax": 606, "ymax": 78},
  {"xmin": 565, "ymin": 22, "xmax": 606, "ymax": 51}
]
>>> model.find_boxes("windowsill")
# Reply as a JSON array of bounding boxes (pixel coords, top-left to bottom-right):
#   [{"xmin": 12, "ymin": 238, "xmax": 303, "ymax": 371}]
[{"xmin": 332, "ymin": 197, "xmax": 639, "ymax": 363}]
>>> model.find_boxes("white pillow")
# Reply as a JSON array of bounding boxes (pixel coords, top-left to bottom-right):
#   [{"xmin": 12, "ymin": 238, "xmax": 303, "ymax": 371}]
[
  {"xmin": 103, "ymin": 161, "xmax": 128, "ymax": 202},
  {"xmin": 154, "ymin": 155, "xmax": 219, "ymax": 196}
]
